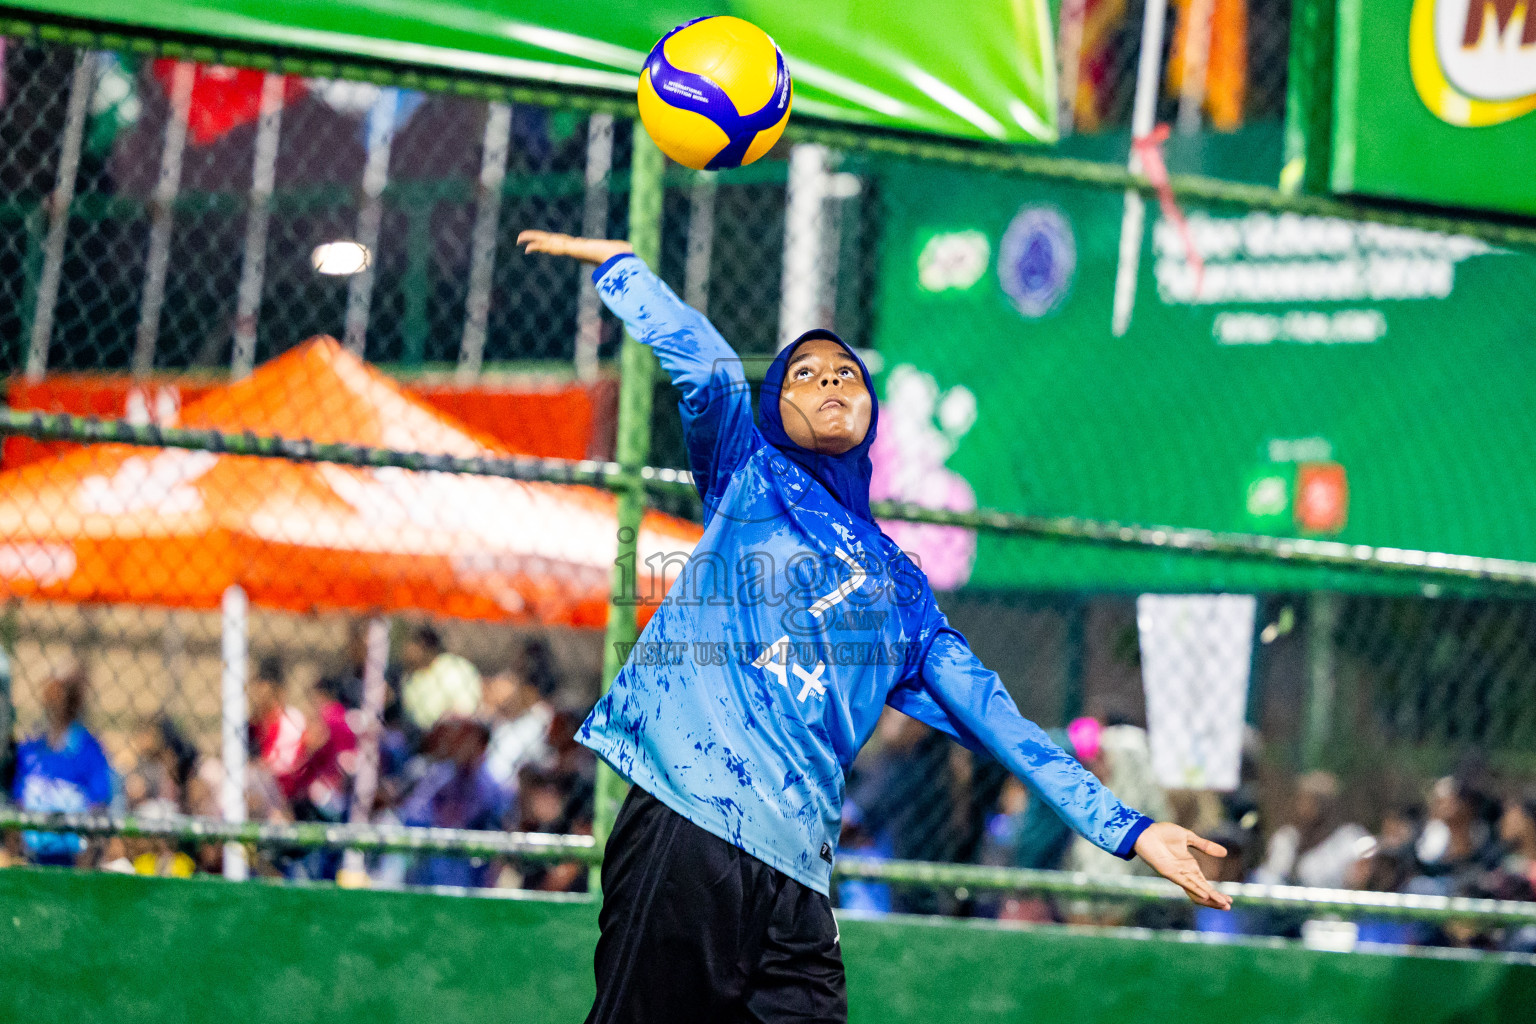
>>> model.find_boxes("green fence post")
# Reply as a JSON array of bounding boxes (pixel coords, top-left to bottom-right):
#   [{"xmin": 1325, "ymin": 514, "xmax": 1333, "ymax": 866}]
[
  {"xmin": 401, "ymin": 200, "xmax": 433, "ymax": 366},
  {"xmin": 592, "ymin": 128, "xmax": 664, "ymax": 888},
  {"xmin": 0, "ymin": 604, "xmax": 14, "ymax": 790},
  {"xmin": 1302, "ymin": 592, "xmax": 1341, "ymax": 770},
  {"xmin": 1061, "ymin": 597, "xmax": 1085, "ymax": 724},
  {"xmin": 1281, "ymin": 0, "xmax": 1337, "ymax": 196},
  {"xmin": 15, "ymin": 203, "xmax": 45, "ymax": 371}
]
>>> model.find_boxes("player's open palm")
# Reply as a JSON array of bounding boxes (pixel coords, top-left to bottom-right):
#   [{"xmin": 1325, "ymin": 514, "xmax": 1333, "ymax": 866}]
[
  {"xmin": 517, "ymin": 230, "xmax": 632, "ymax": 266},
  {"xmin": 1133, "ymin": 822, "xmax": 1233, "ymax": 910}
]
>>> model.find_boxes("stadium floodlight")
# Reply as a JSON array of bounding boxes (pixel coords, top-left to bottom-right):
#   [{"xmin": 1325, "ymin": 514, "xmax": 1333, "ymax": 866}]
[{"xmin": 311, "ymin": 241, "xmax": 371, "ymax": 276}]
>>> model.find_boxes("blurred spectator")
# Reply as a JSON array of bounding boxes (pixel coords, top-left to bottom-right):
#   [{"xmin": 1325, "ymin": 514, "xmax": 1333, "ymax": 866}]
[
  {"xmin": 10, "ymin": 663, "xmax": 114, "ymax": 866},
  {"xmin": 121, "ymin": 714, "xmax": 199, "ymax": 813},
  {"xmin": 401, "ymin": 624, "xmax": 482, "ymax": 732},
  {"xmin": 498, "ymin": 661, "xmax": 596, "ymax": 895},
  {"xmin": 828, "ymin": 798, "xmax": 888, "ymax": 914},
  {"xmin": 976, "ymin": 775, "xmax": 1054, "ymax": 924},
  {"xmin": 482, "ymin": 640, "xmax": 562, "ymax": 791},
  {"xmin": 1344, "ymin": 840, "xmax": 1420, "ymax": 946},
  {"xmin": 1485, "ymin": 792, "xmax": 1536, "ymax": 953},
  {"xmin": 968, "ymin": 719, "xmax": 1104, "ymax": 924},
  {"xmin": 847, "ymin": 709, "xmax": 969, "ymax": 914},
  {"xmin": 335, "ymin": 619, "xmax": 403, "ymax": 722},
  {"xmin": 269, "ymin": 674, "xmax": 361, "ymax": 883},
  {"xmin": 510, "ymin": 761, "xmax": 591, "ymax": 893},
  {"xmin": 284, "ymin": 675, "xmax": 358, "ymax": 824},
  {"xmin": 184, "ymin": 760, "xmax": 226, "ymax": 874},
  {"xmin": 100, "ymin": 799, "xmax": 197, "ymax": 879},
  {"xmin": 0, "ymin": 643, "xmax": 15, "ymax": 799},
  {"xmin": 398, "ymin": 717, "xmax": 508, "ymax": 888},
  {"xmin": 249, "ymin": 655, "xmax": 305, "ymax": 785},
  {"xmin": 481, "ymin": 669, "xmax": 552, "ymax": 790},
  {"xmin": 1413, "ymin": 775, "xmax": 1500, "ymax": 896},
  {"xmin": 1377, "ymin": 802, "xmax": 1424, "ymax": 857},
  {"xmin": 980, "ymin": 775, "xmax": 1032, "ymax": 869},
  {"xmin": 329, "ymin": 624, "xmax": 413, "ymax": 798},
  {"xmin": 1491, "ymin": 792, "xmax": 1536, "ymax": 898},
  {"xmin": 1252, "ymin": 772, "xmax": 1368, "ymax": 890}
]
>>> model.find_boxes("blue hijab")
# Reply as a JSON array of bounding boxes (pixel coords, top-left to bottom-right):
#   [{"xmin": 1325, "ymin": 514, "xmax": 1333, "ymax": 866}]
[{"xmin": 757, "ymin": 329, "xmax": 879, "ymax": 523}]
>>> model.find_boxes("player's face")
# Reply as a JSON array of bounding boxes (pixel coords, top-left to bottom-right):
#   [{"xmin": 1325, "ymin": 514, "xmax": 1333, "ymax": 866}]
[{"xmin": 777, "ymin": 338, "xmax": 872, "ymax": 455}]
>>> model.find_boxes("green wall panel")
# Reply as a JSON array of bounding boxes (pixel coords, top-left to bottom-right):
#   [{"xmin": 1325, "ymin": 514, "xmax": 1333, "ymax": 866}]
[{"xmin": 1, "ymin": 869, "xmax": 1532, "ymax": 1023}]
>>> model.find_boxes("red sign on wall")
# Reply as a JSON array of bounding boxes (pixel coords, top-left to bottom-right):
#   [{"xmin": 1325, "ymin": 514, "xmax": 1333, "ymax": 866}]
[{"xmin": 1294, "ymin": 461, "xmax": 1349, "ymax": 534}]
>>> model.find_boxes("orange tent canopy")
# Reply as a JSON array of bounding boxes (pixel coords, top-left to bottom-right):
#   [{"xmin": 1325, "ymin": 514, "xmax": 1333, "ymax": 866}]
[{"xmin": 0, "ymin": 338, "xmax": 700, "ymax": 627}]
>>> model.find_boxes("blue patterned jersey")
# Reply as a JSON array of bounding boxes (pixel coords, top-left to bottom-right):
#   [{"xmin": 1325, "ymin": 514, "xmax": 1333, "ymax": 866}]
[{"xmin": 578, "ymin": 255, "xmax": 1151, "ymax": 893}]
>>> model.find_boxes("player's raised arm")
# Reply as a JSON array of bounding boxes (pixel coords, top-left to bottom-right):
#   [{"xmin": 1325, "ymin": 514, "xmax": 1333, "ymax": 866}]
[
  {"xmin": 889, "ymin": 609, "xmax": 1233, "ymax": 911},
  {"xmin": 517, "ymin": 230, "xmax": 755, "ymax": 509}
]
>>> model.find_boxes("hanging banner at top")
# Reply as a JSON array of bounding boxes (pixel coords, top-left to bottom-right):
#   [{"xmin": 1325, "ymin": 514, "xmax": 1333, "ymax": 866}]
[
  {"xmin": 1332, "ymin": 0, "xmax": 1536, "ymax": 215},
  {"xmin": 5, "ymin": 0, "xmax": 1057, "ymax": 144}
]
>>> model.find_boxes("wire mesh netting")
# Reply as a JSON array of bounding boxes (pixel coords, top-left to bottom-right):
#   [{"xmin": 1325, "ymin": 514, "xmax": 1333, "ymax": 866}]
[
  {"xmin": 0, "ymin": 37, "xmax": 675, "ymax": 891},
  {"xmin": 1054, "ymin": 0, "xmax": 1291, "ymax": 138},
  {"xmin": 1, "ymin": 22, "xmax": 1535, "ymax": 953}
]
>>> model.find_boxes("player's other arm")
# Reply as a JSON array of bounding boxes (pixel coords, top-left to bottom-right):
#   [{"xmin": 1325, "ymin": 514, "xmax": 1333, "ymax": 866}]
[
  {"xmin": 517, "ymin": 231, "xmax": 754, "ymax": 501},
  {"xmin": 889, "ymin": 613, "xmax": 1232, "ymax": 910}
]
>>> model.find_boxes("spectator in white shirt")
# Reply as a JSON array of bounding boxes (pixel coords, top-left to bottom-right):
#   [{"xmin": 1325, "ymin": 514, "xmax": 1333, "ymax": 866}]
[
  {"xmin": 482, "ymin": 639, "xmax": 561, "ymax": 791},
  {"xmin": 1253, "ymin": 771, "xmax": 1368, "ymax": 890}
]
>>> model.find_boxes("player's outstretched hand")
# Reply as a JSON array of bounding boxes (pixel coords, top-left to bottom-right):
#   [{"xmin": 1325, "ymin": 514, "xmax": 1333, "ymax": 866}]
[
  {"xmin": 1133, "ymin": 821, "xmax": 1233, "ymax": 910},
  {"xmin": 517, "ymin": 230, "xmax": 633, "ymax": 266}
]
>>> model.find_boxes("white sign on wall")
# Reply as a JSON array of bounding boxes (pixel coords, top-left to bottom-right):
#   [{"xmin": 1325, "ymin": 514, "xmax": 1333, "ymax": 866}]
[{"xmin": 1137, "ymin": 593, "xmax": 1256, "ymax": 791}]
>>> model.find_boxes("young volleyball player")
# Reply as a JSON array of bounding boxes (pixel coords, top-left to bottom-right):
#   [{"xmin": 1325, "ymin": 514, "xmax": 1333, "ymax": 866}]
[{"xmin": 518, "ymin": 230, "xmax": 1232, "ymax": 1024}]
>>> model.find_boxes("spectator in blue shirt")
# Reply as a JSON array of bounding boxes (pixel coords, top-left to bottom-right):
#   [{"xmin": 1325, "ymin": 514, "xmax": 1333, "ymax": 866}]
[
  {"xmin": 399, "ymin": 717, "xmax": 509, "ymax": 888},
  {"xmin": 11, "ymin": 664, "xmax": 114, "ymax": 866}
]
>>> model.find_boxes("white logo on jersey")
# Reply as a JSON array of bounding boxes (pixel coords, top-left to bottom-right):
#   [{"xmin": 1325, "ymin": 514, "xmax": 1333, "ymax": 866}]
[
  {"xmin": 752, "ymin": 546, "xmax": 866, "ymax": 704},
  {"xmin": 808, "ymin": 548, "xmax": 868, "ymax": 619}
]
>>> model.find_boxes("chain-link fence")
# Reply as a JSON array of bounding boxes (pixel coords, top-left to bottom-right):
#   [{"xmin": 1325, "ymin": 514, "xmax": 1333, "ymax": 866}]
[
  {"xmin": 2, "ymin": 18, "xmax": 1535, "ymax": 956},
  {"xmin": 1055, "ymin": 0, "xmax": 1292, "ymax": 139},
  {"xmin": 0, "ymin": 34, "xmax": 671, "ymax": 892}
]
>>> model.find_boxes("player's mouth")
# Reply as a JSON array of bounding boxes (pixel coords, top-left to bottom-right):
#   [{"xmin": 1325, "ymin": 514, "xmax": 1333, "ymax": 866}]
[{"xmin": 818, "ymin": 397, "xmax": 846, "ymax": 412}]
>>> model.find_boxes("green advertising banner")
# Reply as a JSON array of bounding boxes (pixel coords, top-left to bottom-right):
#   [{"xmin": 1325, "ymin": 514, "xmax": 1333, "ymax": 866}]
[
  {"xmin": 3, "ymin": 0, "xmax": 1056, "ymax": 143},
  {"xmin": 869, "ymin": 158, "xmax": 1536, "ymax": 594},
  {"xmin": 1331, "ymin": 0, "xmax": 1536, "ymax": 215}
]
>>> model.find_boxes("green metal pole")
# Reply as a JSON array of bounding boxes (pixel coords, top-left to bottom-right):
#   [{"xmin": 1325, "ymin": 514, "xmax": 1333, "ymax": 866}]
[
  {"xmin": 1279, "ymin": 0, "xmax": 1337, "ymax": 196},
  {"xmin": 401, "ymin": 203, "xmax": 433, "ymax": 366},
  {"xmin": 1061, "ymin": 597, "xmax": 1085, "ymax": 725},
  {"xmin": 592, "ymin": 128, "xmax": 664, "ymax": 886},
  {"xmin": 0, "ymin": 604, "xmax": 15, "ymax": 790},
  {"xmin": 1302, "ymin": 592, "xmax": 1341, "ymax": 770},
  {"xmin": 16, "ymin": 204, "xmax": 45, "ymax": 371}
]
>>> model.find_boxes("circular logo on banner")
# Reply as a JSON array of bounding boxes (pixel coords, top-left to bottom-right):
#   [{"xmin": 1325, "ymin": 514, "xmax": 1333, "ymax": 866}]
[{"xmin": 998, "ymin": 205, "xmax": 1076, "ymax": 318}]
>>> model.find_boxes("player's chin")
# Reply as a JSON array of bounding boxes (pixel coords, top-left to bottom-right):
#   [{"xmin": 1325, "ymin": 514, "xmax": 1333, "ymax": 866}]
[{"xmin": 810, "ymin": 419, "xmax": 861, "ymax": 454}]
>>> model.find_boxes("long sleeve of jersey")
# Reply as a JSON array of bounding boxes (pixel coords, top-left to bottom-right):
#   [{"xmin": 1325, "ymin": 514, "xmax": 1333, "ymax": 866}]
[
  {"xmin": 593, "ymin": 254, "xmax": 755, "ymax": 516},
  {"xmin": 888, "ymin": 609, "xmax": 1153, "ymax": 860}
]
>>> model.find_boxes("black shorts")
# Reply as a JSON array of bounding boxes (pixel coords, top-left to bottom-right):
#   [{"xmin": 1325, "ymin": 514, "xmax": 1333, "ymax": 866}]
[{"xmin": 585, "ymin": 786, "xmax": 847, "ymax": 1024}]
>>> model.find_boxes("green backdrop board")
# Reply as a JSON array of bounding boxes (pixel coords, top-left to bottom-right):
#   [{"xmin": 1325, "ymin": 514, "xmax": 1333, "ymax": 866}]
[
  {"xmin": 1, "ymin": 0, "xmax": 1055, "ymax": 143},
  {"xmin": 1, "ymin": 869, "xmax": 1533, "ymax": 1023},
  {"xmin": 1331, "ymin": 0, "xmax": 1536, "ymax": 215},
  {"xmin": 869, "ymin": 157, "xmax": 1536, "ymax": 595}
]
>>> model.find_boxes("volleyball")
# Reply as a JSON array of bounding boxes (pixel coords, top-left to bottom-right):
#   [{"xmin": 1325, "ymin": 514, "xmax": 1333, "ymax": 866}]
[{"xmin": 637, "ymin": 16, "xmax": 792, "ymax": 171}]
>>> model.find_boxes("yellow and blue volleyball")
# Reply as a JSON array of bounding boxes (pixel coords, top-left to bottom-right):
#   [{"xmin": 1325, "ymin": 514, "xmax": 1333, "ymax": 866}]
[{"xmin": 637, "ymin": 16, "xmax": 792, "ymax": 171}]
